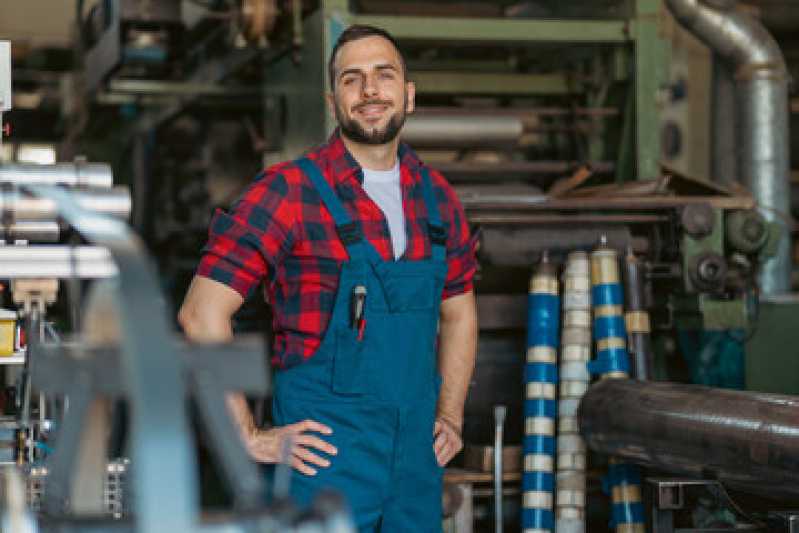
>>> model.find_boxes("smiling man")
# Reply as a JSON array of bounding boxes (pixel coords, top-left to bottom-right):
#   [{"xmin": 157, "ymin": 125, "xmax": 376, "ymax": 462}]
[{"xmin": 179, "ymin": 25, "xmax": 478, "ymax": 532}]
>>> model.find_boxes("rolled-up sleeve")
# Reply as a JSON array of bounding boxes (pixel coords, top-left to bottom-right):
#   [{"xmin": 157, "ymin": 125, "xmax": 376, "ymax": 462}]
[
  {"xmin": 197, "ymin": 170, "xmax": 295, "ymax": 299},
  {"xmin": 432, "ymin": 170, "xmax": 477, "ymax": 299}
]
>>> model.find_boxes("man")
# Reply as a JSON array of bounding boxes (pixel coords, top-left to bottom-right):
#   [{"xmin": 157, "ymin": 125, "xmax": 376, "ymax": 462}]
[{"xmin": 179, "ymin": 24, "xmax": 478, "ymax": 532}]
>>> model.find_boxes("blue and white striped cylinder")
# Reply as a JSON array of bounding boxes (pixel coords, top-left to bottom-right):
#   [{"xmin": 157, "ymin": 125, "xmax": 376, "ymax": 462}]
[
  {"xmin": 588, "ymin": 243, "xmax": 645, "ymax": 533},
  {"xmin": 555, "ymin": 251, "xmax": 591, "ymax": 533},
  {"xmin": 523, "ymin": 253, "xmax": 560, "ymax": 533}
]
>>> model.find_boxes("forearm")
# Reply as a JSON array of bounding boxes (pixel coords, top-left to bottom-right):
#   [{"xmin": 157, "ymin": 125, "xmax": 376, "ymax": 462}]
[
  {"xmin": 436, "ymin": 291, "xmax": 478, "ymax": 430},
  {"xmin": 179, "ymin": 276, "xmax": 255, "ymax": 434}
]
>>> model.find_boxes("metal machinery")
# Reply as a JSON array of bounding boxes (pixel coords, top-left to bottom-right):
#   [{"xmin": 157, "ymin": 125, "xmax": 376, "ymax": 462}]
[
  {"xmin": 0, "ymin": 40, "xmax": 356, "ymax": 532},
  {"xmin": 62, "ymin": 0, "xmax": 799, "ymax": 531}
]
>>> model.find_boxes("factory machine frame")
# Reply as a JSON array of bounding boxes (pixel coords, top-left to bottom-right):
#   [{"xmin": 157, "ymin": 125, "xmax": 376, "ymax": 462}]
[{"xmin": 265, "ymin": 0, "xmax": 669, "ymax": 182}]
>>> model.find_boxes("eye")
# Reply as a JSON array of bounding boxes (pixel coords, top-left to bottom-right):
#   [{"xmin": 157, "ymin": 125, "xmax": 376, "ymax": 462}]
[
  {"xmin": 379, "ymin": 71, "xmax": 395, "ymax": 80},
  {"xmin": 341, "ymin": 76, "xmax": 356, "ymax": 86}
]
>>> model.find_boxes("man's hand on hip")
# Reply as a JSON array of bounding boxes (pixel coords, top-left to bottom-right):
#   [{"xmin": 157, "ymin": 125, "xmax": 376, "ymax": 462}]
[
  {"xmin": 243, "ymin": 419, "xmax": 338, "ymax": 476},
  {"xmin": 433, "ymin": 417, "xmax": 463, "ymax": 467}
]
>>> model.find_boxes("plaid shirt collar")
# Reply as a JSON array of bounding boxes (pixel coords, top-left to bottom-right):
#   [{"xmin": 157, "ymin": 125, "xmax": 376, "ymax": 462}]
[{"xmin": 317, "ymin": 128, "xmax": 424, "ymax": 185}]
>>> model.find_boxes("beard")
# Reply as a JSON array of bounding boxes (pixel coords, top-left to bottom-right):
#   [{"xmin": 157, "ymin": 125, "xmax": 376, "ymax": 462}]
[{"xmin": 335, "ymin": 94, "xmax": 407, "ymax": 145}]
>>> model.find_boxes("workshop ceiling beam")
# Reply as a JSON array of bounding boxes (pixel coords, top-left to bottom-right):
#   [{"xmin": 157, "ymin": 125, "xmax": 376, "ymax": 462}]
[{"xmin": 350, "ymin": 15, "xmax": 631, "ymax": 43}]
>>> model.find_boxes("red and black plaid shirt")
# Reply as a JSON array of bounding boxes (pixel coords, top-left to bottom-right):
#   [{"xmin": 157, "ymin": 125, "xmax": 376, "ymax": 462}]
[{"xmin": 197, "ymin": 131, "xmax": 477, "ymax": 368}]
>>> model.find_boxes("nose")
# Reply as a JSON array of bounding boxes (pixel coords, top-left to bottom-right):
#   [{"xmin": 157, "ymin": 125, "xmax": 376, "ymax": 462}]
[{"xmin": 361, "ymin": 72, "xmax": 378, "ymax": 98}]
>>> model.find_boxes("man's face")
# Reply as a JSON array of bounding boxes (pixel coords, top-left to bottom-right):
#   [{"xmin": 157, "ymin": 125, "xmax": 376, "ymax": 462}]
[{"xmin": 328, "ymin": 35, "xmax": 415, "ymax": 145}]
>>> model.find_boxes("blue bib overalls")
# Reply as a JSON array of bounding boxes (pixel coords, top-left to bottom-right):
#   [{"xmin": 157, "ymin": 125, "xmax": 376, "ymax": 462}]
[{"xmin": 271, "ymin": 157, "xmax": 447, "ymax": 532}]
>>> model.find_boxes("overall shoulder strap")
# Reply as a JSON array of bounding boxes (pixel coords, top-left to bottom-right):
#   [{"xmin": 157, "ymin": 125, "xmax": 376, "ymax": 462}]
[
  {"xmin": 295, "ymin": 157, "xmax": 381, "ymax": 263},
  {"xmin": 419, "ymin": 167, "xmax": 447, "ymax": 262}
]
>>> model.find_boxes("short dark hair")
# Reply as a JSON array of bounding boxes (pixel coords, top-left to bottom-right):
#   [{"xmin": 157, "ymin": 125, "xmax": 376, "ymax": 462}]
[{"xmin": 327, "ymin": 24, "xmax": 407, "ymax": 90}]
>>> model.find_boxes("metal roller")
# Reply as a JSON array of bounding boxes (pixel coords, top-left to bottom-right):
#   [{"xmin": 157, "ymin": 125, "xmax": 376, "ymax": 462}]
[
  {"xmin": 555, "ymin": 252, "xmax": 590, "ymax": 533},
  {"xmin": 588, "ymin": 241, "xmax": 645, "ymax": 533},
  {"xmin": 0, "ymin": 222, "xmax": 60, "ymax": 243},
  {"xmin": 402, "ymin": 114, "xmax": 524, "ymax": 147},
  {"xmin": 622, "ymin": 249, "xmax": 653, "ymax": 381},
  {"xmin": 523, "ymin": 252, "xmax": 559, "ymax": 533},
  {"xmin": 0, "ymin": 163, "xmax": 113, "ymax": 188},
  {"xmin": 0, "ymin": 246, "xmax": 117, "ymax": 278},
  {"xmin": 579, "ymin": 378, "xmax": 799, "ymax": 500},
  {"xmin": 0, "ymin": 187, "xmax": 131, "ymax": 221}
]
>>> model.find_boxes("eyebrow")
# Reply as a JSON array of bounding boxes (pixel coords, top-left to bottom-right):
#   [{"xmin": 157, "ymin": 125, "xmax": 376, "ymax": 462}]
[{"xmin": 338, "ymin": 63, "xmax": 399, "ymax": 80}]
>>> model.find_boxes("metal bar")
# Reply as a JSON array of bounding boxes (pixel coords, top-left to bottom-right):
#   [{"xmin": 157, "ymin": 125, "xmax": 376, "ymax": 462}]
[
  {"xmin": 24, "ymin": 185, "xmax": 199, "ymax": 532},
  {"xmin": 0, "ymin": 187, "xmax": 130, "ymax": 221},
  {"xmin": 413, "ymin": 72, "xmax": 573, "ymax": 95},
  {"xmin": 0, "ymin": 222, "xmax": 60, "ymax": 243},
  {"xmin": 0, "ymin": 246, "xmax": 117, "ymax": 279},
  {"xmin": 107, "ymin": 79, "xmax": 259, "ymax": 97},
  {"xmin": 43, "ymin": 381, "xmax": 92, "ymax": 516},
  {"xmin": 0, "ymin": 163, "xmax": 113, "ymax": 188},
  {"xmin": 623, "ymin": 250, "xmax": 654, "ymax": 381},
  {"xmin": 579, "ymin": 378, "xmax": 799, "ymax": 499},
  {"xmin": 634, "ymin": 0, "xmax": 669, "ymax": 180},
  {"xmin": 460, "ymin": 195, "xmax": 756, "ymax": 210},
  {"xmin": 467, "ymin": 214, "xmax": 667, "ymax": 225},
  {"xmin": 350, "ymin": 15, "xmax": 631, "ymax": 43},
  {"xmin": 404, "ymin": 114, "xmax": 524, "ymax": 146},
  {"xmin": 438, "ymin": 161, "xmax": 615, "ymax": 176},
  {"xmin": 415, "ymin": 106, "xmax": 620, "ymax": 118}
]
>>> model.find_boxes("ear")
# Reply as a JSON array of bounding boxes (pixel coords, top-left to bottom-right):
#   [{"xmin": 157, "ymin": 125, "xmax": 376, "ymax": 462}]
[
  {"xmin": 405, "ymin": 81, "xmax": 416, "ymax": 114},
  {"xmin": 325, "ymin": 91, "xmax": 336, "ymax": 120}
]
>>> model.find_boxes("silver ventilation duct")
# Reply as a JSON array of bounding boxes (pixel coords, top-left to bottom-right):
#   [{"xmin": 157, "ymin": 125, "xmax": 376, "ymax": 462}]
[{"xmin": 666, "ymin": 0, "xmax": 792, "ymax": 295}]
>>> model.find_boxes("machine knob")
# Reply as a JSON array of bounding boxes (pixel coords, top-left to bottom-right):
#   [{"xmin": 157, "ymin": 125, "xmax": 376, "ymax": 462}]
[
  {"xmin": 681, "ymin": 204, "xmax": 715, "ymax": 238},
  {"xmin": 726, "ymin": 210, "xmax": 768, "ymax": 253},
  {"xmin": 689, "ymin": 252, "xmax": 728, "ymax": 291}
]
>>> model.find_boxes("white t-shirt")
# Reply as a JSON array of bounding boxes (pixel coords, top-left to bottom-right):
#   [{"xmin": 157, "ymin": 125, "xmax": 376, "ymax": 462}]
[{"xmin": 362, "ymin": 162, "xmax": 406, "ymax": 260}]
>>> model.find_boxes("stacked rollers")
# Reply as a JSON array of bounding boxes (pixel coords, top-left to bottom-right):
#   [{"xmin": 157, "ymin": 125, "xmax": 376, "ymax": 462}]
[
  {"xmin": 589, "ymin": 243, "xmax": 645, "ymax": 533},
  {"xmin": 523, "ymin": 253, "xmax": 560, "ymax": 533},
  {"xmin": 555, "ymin": 252, "xmax": 591, "ymax": 533}
]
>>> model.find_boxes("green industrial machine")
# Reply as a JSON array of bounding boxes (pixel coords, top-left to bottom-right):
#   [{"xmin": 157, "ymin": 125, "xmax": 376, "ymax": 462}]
[{"xmin": 264, "ymin": 0, "xmax": 670, "ymax": 183}]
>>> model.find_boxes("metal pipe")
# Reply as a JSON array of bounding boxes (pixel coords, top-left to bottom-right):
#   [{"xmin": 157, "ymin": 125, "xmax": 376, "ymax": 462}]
[
  {"xmin": 402, "ymin": 114, "xmax": 524, "ymax": 147},
  {"xmin": 588, "ymin": 241, "xmax": 645, "ymax": 533},
  {"xmin": 622, "ymin": 249, "xmax": 653, "ymax": 381},
  {"xmin": 665, "ymin": 0, "xmax": 792, "ymax": 295},
  {"xmin": 0, "ymin": 246, "xmax": 117, "ymax": 278},
  {"xmin": 0, "ymin": 163, "xmax": 113, "ymax": 188},
  {"xmin": 711, "ymin": 55, "xmax": 737, "ymax": 186},
  {"xmin": 0, "ymin": 222, "xmax": 60, "ymax": 243},
  {"xmin": 523, "ymin": 253, "xmax": 559, "ymax": 532},
  {"xmin": 494, "ymin": 404, "xmax": 506, "ymax": 533},
  {"xmin": 579, "ymin": 378, "xmax": 799, "ymax": 499},
  {"xmin": 555, "ymin": 252, "xmax": 590, "ymax": 533},
  {"xmin": 0, "ymin": 187, "xmax": 130, "ymax": 221}
]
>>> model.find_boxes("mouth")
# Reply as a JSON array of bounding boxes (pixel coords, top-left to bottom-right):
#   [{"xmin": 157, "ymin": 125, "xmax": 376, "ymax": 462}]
[{"xmin": 354, "ymin": 102, "xmax": 391, "ymax": 120}]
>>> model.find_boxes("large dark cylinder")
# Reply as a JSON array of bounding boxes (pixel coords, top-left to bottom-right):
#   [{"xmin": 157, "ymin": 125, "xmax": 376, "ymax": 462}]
[{"xmin": 579, "ymin": 379, "xmax": 799, "ymax": 498}]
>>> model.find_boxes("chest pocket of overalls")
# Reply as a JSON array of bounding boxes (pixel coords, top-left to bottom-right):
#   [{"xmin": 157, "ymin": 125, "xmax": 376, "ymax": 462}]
[
  {"xmin": 331, "ymin": 261, "xmax": 445, "ymax": 396},
  {"xmin": 370, "ymin": 261, "xmax": 445, "ymax": 313}
]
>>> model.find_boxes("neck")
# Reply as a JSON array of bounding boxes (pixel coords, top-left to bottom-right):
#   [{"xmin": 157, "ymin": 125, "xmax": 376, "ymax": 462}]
[{"xmin": 340, "ymin": 132, "xmax": 400, "ymax": 171}]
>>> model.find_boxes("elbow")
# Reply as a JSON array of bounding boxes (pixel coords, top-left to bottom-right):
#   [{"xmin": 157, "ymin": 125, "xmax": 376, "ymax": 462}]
[{"xmin": 177, "ymin": 303, "xmax": 199, "ymax": 335}]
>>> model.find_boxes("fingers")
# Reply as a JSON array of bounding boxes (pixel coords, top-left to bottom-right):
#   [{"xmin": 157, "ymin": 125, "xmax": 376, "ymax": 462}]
[
  {"xmin": 434, "ymin": 433, "xmax": 450, "ymax": 466},
  {"xmin": 433, "ymin": 423, "xmax": 463, "ymax": 467},
  {"xmin": 294, "ymin": 445, "xmax": 330, "ymax": 469},
  {"xmin": 295, "ymin": 433, "xmax": 338, "ymax": 456},
  {"xmin": 289, "ymin": 419, "xmax": 333, "ymax": 435},
  {"xmin": 291, "ymin": 456, "xmax": 318, "ymax": 476},
  {"xmin": 285, "ymin": 419, "xmax": 336, "ymax": 476}
]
